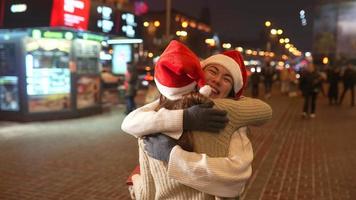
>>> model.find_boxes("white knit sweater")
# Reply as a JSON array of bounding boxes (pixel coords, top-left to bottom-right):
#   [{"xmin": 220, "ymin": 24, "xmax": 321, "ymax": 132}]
[{"xmin": 129, "ymin": 98, "xmax": 272, "ymax": 199}]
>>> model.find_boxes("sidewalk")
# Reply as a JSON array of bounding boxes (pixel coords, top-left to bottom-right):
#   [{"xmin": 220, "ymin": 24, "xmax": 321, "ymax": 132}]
[
  {"xmin": 0, "ymin": 89, "xmax": 355, "ymax": 200},
  {"xmin": 242, "ymin": 93, "xmax": 356, "ymax": 200}
]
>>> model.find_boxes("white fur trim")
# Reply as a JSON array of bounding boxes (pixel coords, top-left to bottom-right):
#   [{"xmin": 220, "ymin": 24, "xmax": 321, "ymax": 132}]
[
  {"xmin": 201, "ymin": 54, "xmax": 243, "ymax": 93},
  {"xmin": 155, "ymin": 78, "xmax": 197, "ymax": 100},
  {"xmin": 199, "ymin": 85, "xmax": 212, "ymax": 97}
]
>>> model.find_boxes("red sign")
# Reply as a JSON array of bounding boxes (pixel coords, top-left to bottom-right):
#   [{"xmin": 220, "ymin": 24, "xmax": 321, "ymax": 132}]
[
  {"xmin": 0, "ymin": 0, "xmax": 6, "ymax": 27},
  {"xmin": 50, "ymin": 0, "xmax": 90, "ymax": 30}
]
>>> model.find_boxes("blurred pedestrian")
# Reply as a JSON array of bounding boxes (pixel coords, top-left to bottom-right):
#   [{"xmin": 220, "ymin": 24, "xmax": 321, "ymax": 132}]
[
  {"xmin": 326, "ymin": 66, "xmax": 341, "ymax": 105},
  {"xmin": 288, "ymin": 69, "xmax": 299, "ymax": 97},
  {"xmin": 262, "ymin": 61, "xmax": 275, "ymax": 99},
  {"xmin": 299, "ymin": 63, "xmax": 323, "ymax": 118},
  {"xmin": 280, "ymin": 67, "xmax": 290, "ymax": 95},
  {"xmin": 338, "ymin": 62, "xmax": 355, "ymax": 107},
  {"xmin": 250, "ymin": 69, "xmax": 261, "ymax": 98},
  {"xmin": 124, "ymin": 64, "xmax": 138, "ymax": 114}
]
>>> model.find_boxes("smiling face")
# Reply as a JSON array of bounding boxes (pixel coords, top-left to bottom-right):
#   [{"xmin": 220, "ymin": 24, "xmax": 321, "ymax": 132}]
[{"xmin": 203, "ymin": 64, "xmax": 234, "ymax": 98}]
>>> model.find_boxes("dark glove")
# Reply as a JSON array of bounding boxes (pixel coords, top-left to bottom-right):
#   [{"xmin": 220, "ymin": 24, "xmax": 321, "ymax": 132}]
[
  {"xmin": 143, "ymin": 133, "xmax": 177, "ymax": 162},
  {"xmin": 183, "ymin": 102, "xmax": 228, "ymax": 132}
]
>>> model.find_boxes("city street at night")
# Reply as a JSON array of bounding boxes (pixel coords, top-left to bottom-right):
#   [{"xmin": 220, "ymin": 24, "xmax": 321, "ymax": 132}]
[
  {"xmin": 0, "ymin": 88, "xmax": 355, "ymax": 200},
  {"xmin": 1, "ymin": 0, "xmax": 356, "ymax": 199}
]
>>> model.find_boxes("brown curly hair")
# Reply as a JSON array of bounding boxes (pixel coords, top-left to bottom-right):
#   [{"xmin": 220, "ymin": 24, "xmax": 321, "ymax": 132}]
[{"xmin": 155, "ymin": 92, "xmax": 213, "ymax": 152}]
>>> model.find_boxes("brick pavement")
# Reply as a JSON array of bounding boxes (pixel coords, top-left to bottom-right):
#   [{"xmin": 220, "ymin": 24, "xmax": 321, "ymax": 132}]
[
  {"xmin": 242, "ymin": 92, "xmax": 356, "ymax": 200},
  {"xmin": 0, "ymin": 106, "xmax": 139, "ymax": 200},
  {"xmin": 0, "ymin": 89, "xmax": 355, "ymax": 200}
]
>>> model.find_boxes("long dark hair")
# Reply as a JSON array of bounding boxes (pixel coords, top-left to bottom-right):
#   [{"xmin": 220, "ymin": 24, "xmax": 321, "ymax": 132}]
[{"xmin": 155, "ymin": 92, "xmax": 213, "ymax": 151}]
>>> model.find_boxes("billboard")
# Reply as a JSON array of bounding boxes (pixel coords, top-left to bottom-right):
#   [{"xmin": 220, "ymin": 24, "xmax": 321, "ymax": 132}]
[
  {"xmin": 88, "ymin": 1, "xmax": 117, "ymax": 34},
  {"xmin": 50, "ymin": 0, "xmax": 91, "ymax": 30},
  {"xmin": 112, "ymin": 44, "xmax": 132, "ymax": 75}
]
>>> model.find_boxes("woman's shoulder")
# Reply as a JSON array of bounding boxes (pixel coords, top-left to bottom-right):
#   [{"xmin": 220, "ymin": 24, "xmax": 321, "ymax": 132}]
[{"xmin": 212, "ymin": 96, "xmax": 270, "ymax": 110}]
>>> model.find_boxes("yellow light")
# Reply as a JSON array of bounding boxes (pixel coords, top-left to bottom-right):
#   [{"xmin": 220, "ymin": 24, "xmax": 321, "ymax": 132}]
[
  {"xmin": 181, "ymin": 21, "xmax": 188, "ymax": 28},
  {"xmin": 180, "ymin": 31, "xmax": 187, "ymax": 37},
  {"xmin": 246, "ymin": 49, "xmax": 252, "ymax": 55},
  {"xmin": 252, "ymin": 51, "xmax": 258, "ymax": 56},
  {"xmin": 265, "ymin": 21, "xmax": 271, "ymax": 27},
  {"xmin": 176, "ymin": 31, "xmax": 187, "ymax": 37},
  {"xmin": 258, "ymin": 51, "xmax": 265, "ymax": 56},
  {"xmin": 269, "ymin": 52, "xmax": 275, "ymax": 57},
  {"xmin": 205, "ymin": 38, "xmax": 216, "ymax": 47},
  {"xmin": 282, "ymin": 55, "xmax": 288, "ymax": 60},
  {"xmin": 205, "ymin": 38, "xmax": 214, "ymax": 44},
  {"xmin": 270, "ymin": 29, "xmax": 277, "ymax": 35},
  {"xmin": 235, "ymin": 47, "xmax": 244, "ymax": 52},
  {"xmin": 145, "ymin": 66, "xmax": 151, "ymax": 71},
  {"xmin": 189, "ymin": 21, "xmax": 197, "ymax": 28},
  {"xmin": 322, "ymin": 57, "xmax": 329, "ymax": 65},
  {"xmin": 143, "ymin": 21, "xmax": 149, "ymax": 27},
  {"xmin": 279, "ymin": 38, "xmax": 285, "ymax": 44},
  {"xmin": 175, "ymin": 15, "xmax": 180, "ymax": 22},
  {"xmin": 148, "ymin": 52, "xmax": 153, "ymax": 58},
  {"xmin": 284, "ymin": 38, "xmax": 290, "ymax": 43},
  {"xmin": 153, "ymin": 21, "xmax": 160, "ymax": 27},
  {"xmin": 277, "ymin": 29, "xmax": 283, "ymax": 35},
  {"xmin": 222, "ymin": 43, "xmax": 231, "ymax": 49},
  {"xmin": 285, "ymin": 44, "xmax": 291, "ymax": 49}
]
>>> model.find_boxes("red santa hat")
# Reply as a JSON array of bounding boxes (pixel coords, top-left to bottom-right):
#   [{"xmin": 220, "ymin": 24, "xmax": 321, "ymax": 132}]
[
  {"xmin": 154, "ymin": 40, "xmax": 211, "ymax": 100},
  {"xmin": 200, "ymin": 50, "xmax": 247, "ymax": 98}
]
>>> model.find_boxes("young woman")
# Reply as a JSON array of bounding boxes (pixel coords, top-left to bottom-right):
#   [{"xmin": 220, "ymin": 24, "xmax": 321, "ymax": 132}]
[{"xmin": 122, "ymin": 41, "xmax": 272, "ymax": 199}]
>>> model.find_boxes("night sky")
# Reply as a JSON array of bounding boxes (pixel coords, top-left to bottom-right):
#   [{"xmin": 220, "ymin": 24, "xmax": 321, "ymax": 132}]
[{"xmin": 145, "ymin": 0, "xmax": 315, "ymax": 52}]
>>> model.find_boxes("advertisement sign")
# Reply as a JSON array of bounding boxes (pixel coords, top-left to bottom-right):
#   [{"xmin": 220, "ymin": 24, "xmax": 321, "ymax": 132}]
[
  {"xmin": 118, "ymin": 12, "xmax": 140, "ymax": 38},
  {"xmin": 50, "ymin": 0, "xmax": 90, "ymax": 30},
  {"xmin": 88, "ymin": 1, "xmax": 116, "ymax": 34},
  {"xmin": 0, "ymin": 43, "xmax": 16, "ymax": 75},
  {"xmin": 73, "ymin": 39, "xmax": 101, "ymax": 75},
  {"xmin": 0, "ymin": 76, "xmax": 19, "ymax": 111},
  {"xmin": 112, "ymin": 44, "xmax": 132, "ymax": 75},
  {"xmin": 77, "ymin": 76, "xmax": 100, "ymax": 109},
  {"xmin": 25, "ymin": 37, "xmax": 72, "ymax": 113},
  {"xmin": 0, "ymin": 0, "xmax": 5, "ymax": 27}
]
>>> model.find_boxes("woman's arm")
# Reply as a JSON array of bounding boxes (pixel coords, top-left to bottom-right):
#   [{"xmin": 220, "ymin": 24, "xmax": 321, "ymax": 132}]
[
  {"xmin": 167, "ymin": 127, "xmax": 253, "ymax": 198},
  {"xmin": 121, "ymin": 100, "xmax": 229, "ymax": 139},
  {"xmin": 214, "ymin": 97, "xmax": 272, "ymax": 127},
  {"xmin": 121, "ymin": 100, "xmax": 184, "ymax": 139}
]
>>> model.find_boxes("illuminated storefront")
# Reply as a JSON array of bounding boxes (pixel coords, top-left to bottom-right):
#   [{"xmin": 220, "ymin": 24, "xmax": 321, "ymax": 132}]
[
  {"xmin": 0, "ymin": 0, "xmax": 143, "ymax": 121},
  {"xmin": 0, "ymin": 28, "xmax": 104, "ymax": 121}
]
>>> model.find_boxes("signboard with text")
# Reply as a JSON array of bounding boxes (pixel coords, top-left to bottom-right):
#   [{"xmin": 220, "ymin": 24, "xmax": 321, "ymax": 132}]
[
  {"xmin": 50, "ymin": 0, "xmax": 90, "ymax": 30},
  {"xmin": 88, "ymin": 1, "xmax": 117, "ymax": 34}
]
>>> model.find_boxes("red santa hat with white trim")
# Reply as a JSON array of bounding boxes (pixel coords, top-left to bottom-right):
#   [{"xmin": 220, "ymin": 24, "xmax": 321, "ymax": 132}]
[
  {"xmin": 200, "ymin": 50, "xmax": 247, "ymax": 99},
  {"xmin": 154, "ymin": 40, "xmax": 211, "ymax": 100}
]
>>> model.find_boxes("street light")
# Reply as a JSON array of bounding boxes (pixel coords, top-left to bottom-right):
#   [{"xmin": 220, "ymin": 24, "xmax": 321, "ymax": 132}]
[
  {"xmin": 154, "ymin": 21, "xmax": 160, "ymax": 27},
  {"xmin": 265, "ymin": 21, "xmax": 271, "ymax": 27}
]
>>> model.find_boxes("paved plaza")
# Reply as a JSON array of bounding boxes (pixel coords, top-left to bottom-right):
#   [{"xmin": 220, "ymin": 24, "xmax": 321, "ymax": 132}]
[{"xmin": 0, "ymin": 89, "xmax": 355, "ymax": 200}]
